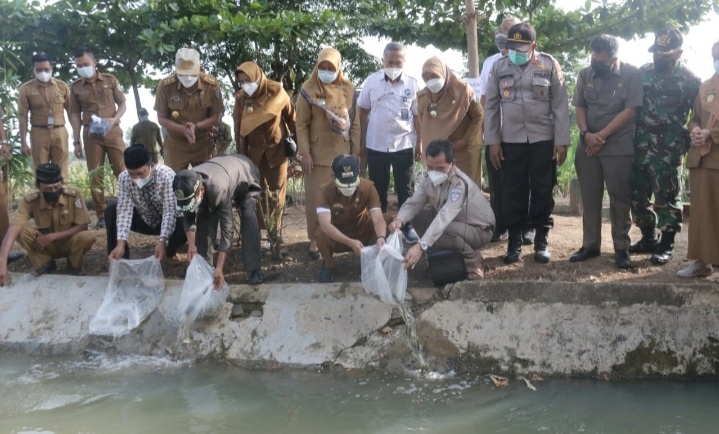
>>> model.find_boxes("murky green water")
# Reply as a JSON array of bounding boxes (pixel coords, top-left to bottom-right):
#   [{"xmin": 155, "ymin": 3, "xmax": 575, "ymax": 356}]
[{"xmin": 1, "ymin": 351, "xmax": 718, "ymax": 434}]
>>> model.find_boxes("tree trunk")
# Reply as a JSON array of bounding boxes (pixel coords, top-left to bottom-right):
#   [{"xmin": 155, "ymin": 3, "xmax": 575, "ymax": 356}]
[
  {"xmin": 128, "ymin": 67, "xmax": 142, "ymax": 113},
  {"xmin": 464, "ymin": 0, "xmax": 480, "ymax": 78}
]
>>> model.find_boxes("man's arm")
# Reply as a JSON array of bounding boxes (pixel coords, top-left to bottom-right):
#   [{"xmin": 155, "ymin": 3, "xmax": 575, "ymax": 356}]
[
  {"xmin": 317, "ymin": 211, "xmax": 357, "ymax": 249},
  {"xmin": 597, "ymin": 108, "xmax": 637, "ymax": 141},
  {"xmin": 359, "ymin": 107, "xmax": 370, "ymax": 160},
  {"xmin": 370, "ymin": 208, "xmax": 387, "ymax": 239},
  {"xmin": 482, "ymin": 65, "xmax": 502, "ymax": 146},
  {"xmin": 156, "ymin": 124, "xmax": 164, "ymax": 155},
  {"xmin": 420, "ymin": 181, "xmax": 466, "ymax": 247},
  {"xmin": 395, "ymin": 179, "xmax": 429, "ymax": 227},
  {"xmin": 550, "ymin": 59, "xmax": 571, "ymax": 146},
  {"xmin": 18, "ymin": 86, "xmax": 30, "ymax": 154},
  {"xmin": 110, "ymin": 78, "xmax": 126, "ymax": 127}
]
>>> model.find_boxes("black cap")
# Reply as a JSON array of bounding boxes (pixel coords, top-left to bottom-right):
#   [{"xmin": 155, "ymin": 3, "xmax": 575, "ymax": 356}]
[
  {"xmin": 173, "ymin": 170, "xmax": 203, "ymax": 212},
  {"xmin": 138, "ymin": 108, "xmax": 148, "ymax": 116},
  {"xmin": 124, "ymin": 144, "xmax": 151, "ymax": 170},
  {"xmin": 505, "ymin": 23, "xmax": 536, "ymax": 53},
  {"xmin": 332, "ymin": 154, "xmax": 360, "ymax": 188},
  {"xmin": 649, "ymin": 28, "xmax": 683, "ymax": 54},
  {"xmin": 36, "ymin": 163, "xmax": 62, "ymax": 184}
]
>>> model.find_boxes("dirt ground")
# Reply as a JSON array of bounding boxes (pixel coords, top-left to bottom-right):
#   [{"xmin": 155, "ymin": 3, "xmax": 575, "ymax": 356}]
[{"xmin": 6, "ymin": 195, "xmax": 718, "ymax": 287}]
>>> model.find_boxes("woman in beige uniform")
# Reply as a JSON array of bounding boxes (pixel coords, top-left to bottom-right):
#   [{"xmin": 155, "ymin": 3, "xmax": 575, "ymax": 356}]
[
  {"xmin": 417, "ymin": 57, "xmax": 484, "ymax": 189},
  {"xmin": 296, "ymin": 47, "xmax": 360, "ymax": 259},
  {"xmin": 233, "ymin": 61, "xmax": 296, "ymax": 231}
]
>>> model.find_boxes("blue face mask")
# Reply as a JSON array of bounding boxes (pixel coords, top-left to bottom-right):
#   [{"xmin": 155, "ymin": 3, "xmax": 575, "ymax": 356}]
[
  {"xmin": 508, "ymin": 49, "xmax": 531, "ymax": 65},
  {"xmin": 140, "ymin": 115, "xmax": 149, "ymax": 122},
  {"xmin": 714, "ymin": 60, "xmax": 719, "ymax": 74},
  {"xmin": 317, "ymin": 70, "xmax": 338, "ymax": 84}
]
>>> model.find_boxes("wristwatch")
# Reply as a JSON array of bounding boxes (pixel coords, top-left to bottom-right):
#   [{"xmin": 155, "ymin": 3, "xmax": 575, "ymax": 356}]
[
  {"xmin": 420, "ymin": 241, "xmax": 428, "ymax": 252},
  {"xmin": 158, "ymin": 236, "xmax": 169, "ymax": 246},
  {"xmin": 580, "ymin": 130, "xmax": 589, "ymax": 141}
]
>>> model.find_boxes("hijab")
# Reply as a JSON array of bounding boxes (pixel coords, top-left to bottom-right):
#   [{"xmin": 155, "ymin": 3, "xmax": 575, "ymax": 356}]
[
  {"xmin": 417, "ymin": 56, "xmax": 474, "ymax": 144},
  {"xmin": 300, "ymin": 47, "xmax": 355, "ymax": 132},
  {"xmin": 235, "ymin": 61, "xmax": 289, "ymax": 137}
]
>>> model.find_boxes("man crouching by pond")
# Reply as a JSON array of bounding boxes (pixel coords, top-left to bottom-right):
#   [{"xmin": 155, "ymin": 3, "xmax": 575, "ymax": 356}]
[
  {"xmin": 0, "ymin": 163, "xmax": 95, "ymax": 285},
  {"xmin": 315, "ymin": 154, "xmax": 392, "ymax": 283},
  {"xmin": 389, "ymin": 140, "xmax": 495, "ymax": 279}
]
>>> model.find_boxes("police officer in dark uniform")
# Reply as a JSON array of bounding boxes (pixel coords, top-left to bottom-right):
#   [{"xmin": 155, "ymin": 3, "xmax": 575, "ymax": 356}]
[
  {"xmin": 173, "ymin": 154, "xmax": 264, "ymax": 288},
  {"xmin": 315, "ymin": 154, "xmax": 392, "ymax": 283}
]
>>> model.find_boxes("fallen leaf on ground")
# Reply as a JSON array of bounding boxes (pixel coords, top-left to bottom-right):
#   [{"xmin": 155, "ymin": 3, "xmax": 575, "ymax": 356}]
[
  {"xmin": 517, "ymin": 376, "xmax": 537, "ymax": 391},
  {"xmin": 487, "ymin": 374, "xmax": 509, "ymax": 388},
  {"xmin": 381, "ymin": 326, "xmax": 392, "ymax": 334}
]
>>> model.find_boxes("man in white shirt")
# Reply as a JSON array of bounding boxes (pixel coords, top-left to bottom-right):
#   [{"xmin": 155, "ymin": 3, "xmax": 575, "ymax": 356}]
[{"xmin": 358, "ymin": 42, "xmax": 422, "ymax": 243}]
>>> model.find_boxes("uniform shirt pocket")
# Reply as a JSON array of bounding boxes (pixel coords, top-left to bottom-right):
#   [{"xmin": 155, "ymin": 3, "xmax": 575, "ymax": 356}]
[
  {"xmin": 583, "ymin": 86, "xmax": 598, "ymax": 102},
  {"xmin": 168, "ymin": 99, "xmax": 185, "ymax": 111},
  {"xmin": 34, "ymin": 212, "xmax": 52, "ymax": 231},
  {"xmin": 54, "ymin": 95, "xmax": 67, "ymax": 113},
  {"xmin": 609, "ymin": 86, "xmax": 628, "ymax": 112},
  {"xmin": 532, "ymin": 76, "xmax": 551, "ymax": 101},
  {"xmin": 500, "ymin": 78, "xmax": 515, "ymax": 101}
]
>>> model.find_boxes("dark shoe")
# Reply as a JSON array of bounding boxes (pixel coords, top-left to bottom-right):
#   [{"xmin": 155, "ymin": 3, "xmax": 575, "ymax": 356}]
[
  {"xmin": 503, "ymin": 230, "xmax": 523, "ymax": 264},
  {"xmin": 248, "ymin": 270, "xmax": 265, "ymax": 285},
  {"xmin": 615, "ymin": 250, "xmax": 632, "ymax": 269},
  {"xmin": 95, "ymin": 217, "xmax": 106, "ymax": 229},
  {"xmin": 569, "ymin": 247, "xmax": 601, "ymax": 263},
  {"xmin": 491, "ymin": 229, "xmax": 508, "ymax": 243},
  {"xmin": 67, "ymin": 264, "xmax": 86, "ymax": 276},
  {"xmin": 402, "ymin": 226, "xmax": 420, "ymax": 244},
  {"xmin": 318, "ymin": 262, "xmax": 334, "ymax": 283},
  {"xmin": 629, "ymin": 226, "xmax": 659, "ymax": 254},
  {"xmin": 307, "ymin": 247, "xmax": 320, "ymax": 260},
  {"xmin": 651, "ymin": 230, "xmax": 675, "ymax": 266},
  {"xmin": 32, "ymin": 259, "xmax": 57, "ymax": 277},
  {"xmin": 522, "ymin": 228, "xmax": 535, "ymax": 245},
  {"xmin": 7, "ymin": 251, "xmax": 25, "ymax": 263},
  {"xmin": 533, "ymin": 228, "xmax": 550, "ymax": 264}
]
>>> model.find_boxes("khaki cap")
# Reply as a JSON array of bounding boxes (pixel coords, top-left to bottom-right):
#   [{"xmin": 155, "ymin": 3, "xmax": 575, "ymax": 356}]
[{"xmin": 175, "ymin": 48, "xmax": 201, "ymax": 75}]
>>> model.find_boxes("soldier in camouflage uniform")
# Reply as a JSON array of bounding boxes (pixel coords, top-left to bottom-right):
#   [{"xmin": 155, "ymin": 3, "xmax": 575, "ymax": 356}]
[{"xmin": 630, "ymin": 28, "xmax": 700, "ymax": 265}]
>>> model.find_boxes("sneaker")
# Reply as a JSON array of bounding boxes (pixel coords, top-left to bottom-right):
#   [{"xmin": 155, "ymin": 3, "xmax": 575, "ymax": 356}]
[
  {"xmin": 248, "ymin": 270, "xmax": 265, "ymax": 285},
  {"xmin": 677, "ymin": 261, "xmax": 714, "ymax": 278},
  {"xmin": 95, "ymin": 217, "xmax": 106, "ymax": 229},
  {"xmin": 32, "ymin": 259, "xmax": 57, "ymax": 277},
  {"xmin": 318, "ymin": 262, "xmax": 334, "ymax": 283}
]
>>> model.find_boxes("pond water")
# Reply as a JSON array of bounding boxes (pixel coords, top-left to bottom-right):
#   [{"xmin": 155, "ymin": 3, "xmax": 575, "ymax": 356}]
[{"xmin": 1, "ymin": 351, "xmax": 718, "ymax": 433}]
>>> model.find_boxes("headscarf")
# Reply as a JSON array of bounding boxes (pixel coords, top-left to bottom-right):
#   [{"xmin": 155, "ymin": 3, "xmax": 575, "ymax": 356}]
[
  {"xmin": 235, "ymin": 61, "xmax": 289, "ymax": 137},
  {"xmin": 417, "ymin": 56, "xmax": 474, "ymax": 144},
  {"xmin": 300, "ymin": 47, "xmax": 355, "ymax": 132}
]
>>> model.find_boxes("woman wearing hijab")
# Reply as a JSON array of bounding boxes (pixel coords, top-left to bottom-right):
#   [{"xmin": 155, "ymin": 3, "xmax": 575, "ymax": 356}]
[
  {"xmin": 296, "ymin": 47, "xmax": 360, "ymax": 259},
  {"xmin": 677, "ymin": 42, "xmax": 719, "ymax": 279},
  {"xmin": 417, "ymin": 57, "xmax": 484, "ymax": 189},
  {"xmin": 233, "ymin": 61, "xmax": 296, "ymax": 232}
]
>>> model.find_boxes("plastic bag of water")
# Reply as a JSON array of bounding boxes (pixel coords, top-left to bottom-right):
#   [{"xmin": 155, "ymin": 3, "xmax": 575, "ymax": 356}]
[
  {"xmin": 174, "ymin": 255, "xmax": 229, "ymax": 333},
  {"xmin": 360, "ymin": 231, "xmax": 407, "ymax": 304},
  {"xmin": 89, "ymin": 257, "xmax": 164, "ymax": 338},
  {"xmin": 89, "ymin": 114, "xmax": 110, "ymax": 137}
]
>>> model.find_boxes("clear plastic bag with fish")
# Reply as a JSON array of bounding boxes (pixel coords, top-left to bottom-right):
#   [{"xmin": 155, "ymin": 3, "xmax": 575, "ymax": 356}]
[
  {"xmin": 88, "ymin": 114, "xmax": 110, "ymax": 137},
  {"xmin": 89, "ymin": 257, "xmax": 165, "ymax": 338},
  {"xmin": 173, "ymin": 255, "xmax": 229, "ymax": 334},
  {"xmin": 360, "ymin": 231, "xmax": 407, "ymax": 304}
]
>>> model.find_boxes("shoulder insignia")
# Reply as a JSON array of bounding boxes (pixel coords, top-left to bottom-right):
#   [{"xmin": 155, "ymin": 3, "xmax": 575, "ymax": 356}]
[
  {"xmin": 201, "ymin": 73, "xmax": 218, "ymax": 85},
  {"xmin": 24, "ymin": 192, "xmax": 39, "ymax": 202},
  {"xmin": 450, "ymin": 187, "xmax": 462, "ymax": 202},
  {"xmin": 63, "ymin": 187, "xmax": 78, "ymax": 197},
  {"xmin": 161, "ymin": 75, "xmax": 178, "ymax": 86}
]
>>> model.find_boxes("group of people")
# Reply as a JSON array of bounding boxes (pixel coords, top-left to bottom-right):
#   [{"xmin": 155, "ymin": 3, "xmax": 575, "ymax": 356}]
[{"xmin": 1, "ymin": 20, "xmax": 718, "ymax": 287}]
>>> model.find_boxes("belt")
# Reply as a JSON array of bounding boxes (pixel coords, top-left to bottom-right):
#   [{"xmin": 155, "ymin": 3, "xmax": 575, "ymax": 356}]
[{"xmin": 32, "ymin": 125, "xmax": 65, "ymax": 129}]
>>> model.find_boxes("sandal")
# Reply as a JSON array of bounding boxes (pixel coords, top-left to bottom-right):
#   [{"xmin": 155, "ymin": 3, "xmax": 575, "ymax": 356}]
[{"xmin": 307, "ymin": 247, "xmax": 320, "ymax": 260}]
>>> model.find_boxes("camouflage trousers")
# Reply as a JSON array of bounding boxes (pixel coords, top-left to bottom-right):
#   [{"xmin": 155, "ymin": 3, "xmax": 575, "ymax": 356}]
[{"xmin": 630, "ymin": 160, "xmax": 683, "ymax": 232}]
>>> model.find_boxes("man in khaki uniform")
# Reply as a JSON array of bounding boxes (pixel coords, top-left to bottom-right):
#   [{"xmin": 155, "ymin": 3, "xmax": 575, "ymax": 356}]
[
  {"xmin": 69, "ymin": 47, "xmax": 127, "ymax": 229},
  {"xmin": 315, "ymin": 154, "xmax": 392, "ymax": 283},
  {"xmin": 0, "ymin": 108, "xmax": 25, "ymax": 264},
  {"xmin": 390, "ymin": 140, "xmax": 495, "ymax": 280},
  {"xmin": 154, "ymin": 48, "xmax": 224, "ymax": 172},
  {"xmin": 130, "ymin": 107, "xmax": 163, "ymax": 163},
  {"xmin": 18, "ymin": 53, "xmax": 72, "ymax": 180},
  {"xmin": 0, "ymin": 164, "xmax": 95, "ymax": 285}
]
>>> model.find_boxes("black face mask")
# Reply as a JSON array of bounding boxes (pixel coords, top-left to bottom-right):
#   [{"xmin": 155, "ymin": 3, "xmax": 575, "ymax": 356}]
[
  {"xmin": 590, "ymin": 61, "xmax": 611, "ymax": 76},
  {"xmin": 42, "ymin": 187, "xmax": 63, "ymax": 203},
  {"xmin": 654, "ymin": 58, "xmax": 677, "ymax": 73}
]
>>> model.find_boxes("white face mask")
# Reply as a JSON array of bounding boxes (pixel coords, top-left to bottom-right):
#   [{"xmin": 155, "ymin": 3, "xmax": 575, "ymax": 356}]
[
  {"xmin": 338, "ymin": 187, "xmax": 356, "ymax": 197},
  {"xmin": 35, "ymin": 71, "xmax": 52, "ymax": 83},
  {"xmin": 241, "ymin": 81, "xmax": 259, "ymax": 96},
  {"xmin": 384, "ymin": 67, "xmax": 403, "ymax": 80},
  {"xmin": 178, "ymin": 75, "xmax": 199, "ymax": 88},
  {"xmin": 132, "ymin": 170, "xmax": 153, "ymax": 189},
  {"xmin": 428, "ymin": 169, "xmax": 449, "ymax": 187},
  {"xmin": 77, "ymin": 66, "xmax": 95, "ymax": 79},
  {"xmin": 318, "ymin": 70, "xmax": 338, "ymax": 84},
  {"xmin": 426, "ymin": 77, "xmax": 445, "ymax": 94}
]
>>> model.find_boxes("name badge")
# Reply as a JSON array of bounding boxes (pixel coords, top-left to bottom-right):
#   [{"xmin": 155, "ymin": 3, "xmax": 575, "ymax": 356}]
[
  {"xmin": 400, "ymin": 108, "xmax": 410, "ymax": 121},
  {"xmin": 47, "ymin": 115, "xmax": 55, "ymax": 125}
]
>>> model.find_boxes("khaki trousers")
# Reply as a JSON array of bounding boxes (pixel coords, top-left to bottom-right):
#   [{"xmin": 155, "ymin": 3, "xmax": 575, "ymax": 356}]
[
  {"xmin": 163, "ymin": 135, "xmax": 215, "ymax": 172},
  {"xmin": 30, "ymin": 126, "xmax": 69, "ymax": 181},
  {"xmin": 18, "ymin": 226, "xmax": 96, "ymax": 269},
  {"xmin": 315, "ymin": 213, "xmax": 392, "ymax": 268},
  {"xmin": 303, "ymin": 166, "xmax": 333, "ymax": 241},
  {"xmin": 83, "ymin": 125, "xmax": 126, "ymax": 219},
  {"xmin": 257, "ymin": 155, "xmax": 288, "ymax": 231}
]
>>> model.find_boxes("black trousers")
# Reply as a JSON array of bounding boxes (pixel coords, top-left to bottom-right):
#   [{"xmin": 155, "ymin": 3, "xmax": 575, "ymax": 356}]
[
  {"xmin": 196, "ymin": 192, "xmax": 261, "ymax": 273},
  {"xmin": 500, "ymin": 141, "xmax": 556, "ymax": 231},
  {"xmin": 367, "ymin": 148, "xmax": 414, "ymax": 213},
  {"xmin": 485, "ymin": 146, "xmax": 505, "ymax": 233},
  {"xmin": 106, "ymin": 202, "xmax": 187, "ymax": 259}
]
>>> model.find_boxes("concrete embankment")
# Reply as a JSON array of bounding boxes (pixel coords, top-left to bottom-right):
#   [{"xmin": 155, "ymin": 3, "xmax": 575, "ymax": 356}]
[{"xmin": 1, "ymin": 273, "xmax": 718, "ymax": 378}]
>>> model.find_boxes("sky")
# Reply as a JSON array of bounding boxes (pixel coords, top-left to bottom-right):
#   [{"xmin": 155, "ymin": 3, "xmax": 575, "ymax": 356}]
[{"xmin": 120, "ymin": 6, "xmax": 719, "ymax": 130}]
